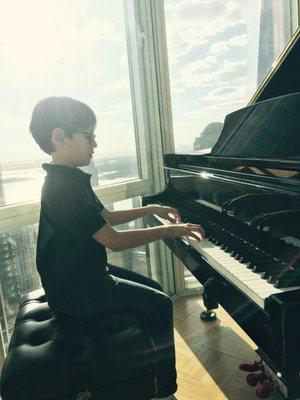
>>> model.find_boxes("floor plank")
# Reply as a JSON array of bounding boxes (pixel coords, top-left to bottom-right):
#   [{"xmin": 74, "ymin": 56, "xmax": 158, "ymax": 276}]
[{"xmin": 173, "ymin": 295, "xmax": 282, "ymax": 400}]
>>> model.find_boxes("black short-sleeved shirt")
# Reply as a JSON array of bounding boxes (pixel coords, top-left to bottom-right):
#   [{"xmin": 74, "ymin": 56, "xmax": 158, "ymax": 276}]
[{"xmin": 36, "ymin": 162, "xmax": 108, "ymax": 316}]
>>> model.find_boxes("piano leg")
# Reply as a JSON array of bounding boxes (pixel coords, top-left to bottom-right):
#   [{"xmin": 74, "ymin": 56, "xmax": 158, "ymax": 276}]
[
  {"xmin": 201, "ymin": 277, "xmax": 220, "ymax": 321},
  {"xmin": 200, "ymin": 309, "xmax": 217, "ymax": 321}
]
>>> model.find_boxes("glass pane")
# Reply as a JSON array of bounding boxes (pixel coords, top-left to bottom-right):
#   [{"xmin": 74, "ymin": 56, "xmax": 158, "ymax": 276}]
[
  {"xmin": 0, "ymin": 224, "xmax": 41, "ymax": 352},
  {"xmin": 0, "ymin": 0, "xmax": 139, "ymax": 207},
  {"xmin": 106, "ymin": 197, "xmax": 150, "ymax": 278},
  {"xmin": 184, "ymin": 269, "xmax": 201, "ymax": 291},
  {"xmin": 164, "ymin": 0, "xmax": 298, "ymax": 153},
  {"xmin": 105, "ymin": 197, "xmax": 176, "ymax": 295}
]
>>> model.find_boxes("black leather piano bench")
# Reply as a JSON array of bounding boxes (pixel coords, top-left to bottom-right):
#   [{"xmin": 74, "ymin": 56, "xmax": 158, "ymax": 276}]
[{"xmin": 0, "ymin": 288, "xmax": 158, "ymax": 400}]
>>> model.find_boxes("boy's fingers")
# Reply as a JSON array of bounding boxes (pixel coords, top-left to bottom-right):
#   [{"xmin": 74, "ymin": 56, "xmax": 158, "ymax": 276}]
[
  {"xmin": 169, "ymin": 207, "xmax": 181, "ymax": 221},
  {"xmin": 188, "ymin": 232, "xmax": 203, "ymax": 241},
  {"xmin": 168, "ymin": 212, "xmax": 181, "ymax": 222},
  {"xmin": 190, "ymin": 228, "xmax": 205, "ymax": 240},
  {"xmin": 175, "ymin": 215, "xmax": 181, "ymax": 222}
]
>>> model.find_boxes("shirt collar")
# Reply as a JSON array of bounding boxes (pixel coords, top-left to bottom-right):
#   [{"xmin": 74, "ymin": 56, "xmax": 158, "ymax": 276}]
[{"xmin": 42, "ymin": 162, "xmax": 92, "ymax": 184}]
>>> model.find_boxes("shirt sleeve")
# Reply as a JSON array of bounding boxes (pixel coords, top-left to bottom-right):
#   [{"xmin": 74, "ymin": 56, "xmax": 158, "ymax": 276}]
[
  {"xmin": 92, "ymin": 191, "xmax": 105, "ymax": 211},
  {"xmin": 45, "ymin": 183, "xmax": 107, "ymax": 241}
]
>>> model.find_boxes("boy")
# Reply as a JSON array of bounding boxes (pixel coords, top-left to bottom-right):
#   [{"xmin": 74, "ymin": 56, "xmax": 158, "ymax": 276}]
[{"xmin": 30, "ymin": 96, "xmax": 204, "ymax": 399}]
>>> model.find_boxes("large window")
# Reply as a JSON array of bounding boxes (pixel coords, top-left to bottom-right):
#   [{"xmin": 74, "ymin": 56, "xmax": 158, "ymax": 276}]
[
  {"xmin": 0, "ymin": 0, "xmax": 139, "ymax": 207},
  {"xmin": 164, "ymin": 0, "xmax": 299, "ymax": 153}
]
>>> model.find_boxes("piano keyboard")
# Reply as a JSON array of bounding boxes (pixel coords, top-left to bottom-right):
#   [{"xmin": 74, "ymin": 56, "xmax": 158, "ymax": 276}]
[{"xmin": 153, "ymin": 214, "xmax": 300, "ymax": 310}]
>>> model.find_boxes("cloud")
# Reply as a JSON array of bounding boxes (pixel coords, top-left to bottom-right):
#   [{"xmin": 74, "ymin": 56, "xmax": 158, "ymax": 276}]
[
  {"xmin": 183, "ymin": 55, "xmax": 218, "ymax": 73},
  {"xmin": 210, "ymin": 41, "xmax": 230, "ymax": 55},
  {"xmin": 165, "ymin": 0, "xmax": 246, "ymax": 62},
  {"xmin": 67, "ymin": 17, "xmax": 123, "ymax": 47},
  {"xmin": 166, "ymin": 26, "xmax": 208, "ymax": 63},
  {"xmin": 229, "ymin": 34, "xmax": 247, "ymax": 47},
  {"xmin": 216, "ymin": 59, "xmax": 247, "ymax": 81},
  {"xmin": 170, "ymin": 79, "xmax": 187, "ymax": 94},
  {"xmin": 180, "ymin": 59, "xmax": 246, "ymax": 87},
  {"xmin": 209, "ymin": 34, "xmax": 246, "ymax": 55},
  {"xmin": 200, "ymin": 99, "xmax": 248, "ymax": 116},
  {"xmin": 99, "ymin": 79, "xmax": 130, "ymax": 94},
  {"xmin": 204, "ymin": 84, "xmax": 247, "ymax": 101},
  {"xmin": 98, "ymin": 101, "xmax": 133, "ymax": 117}
]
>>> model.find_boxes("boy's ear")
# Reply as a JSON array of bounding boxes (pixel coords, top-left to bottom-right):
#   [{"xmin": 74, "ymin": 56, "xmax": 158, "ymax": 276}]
[{"xmin": 51, "ymin": 128, "xmax": 65, "ymax": 147}]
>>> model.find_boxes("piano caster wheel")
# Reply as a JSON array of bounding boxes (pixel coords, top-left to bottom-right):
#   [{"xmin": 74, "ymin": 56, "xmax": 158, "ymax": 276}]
[{"xmin": 200, "ymin": 310, "xmax": 217, "ymax": 321}]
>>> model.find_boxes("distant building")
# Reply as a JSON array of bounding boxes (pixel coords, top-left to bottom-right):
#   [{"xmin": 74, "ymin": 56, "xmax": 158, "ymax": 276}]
[
  {"xmin": 0, "ymin": 164, "xmax": 5, "ymax": 205},
  {"xmin": 257, "ymin": 0, "xmax": 294, "ymax": 86},
  {"xmin": 91, "ymin": 156, "xmax": 139, "ymax": 187},
  {"xmin": 0, "ymin": 225, "xmax": 40, "ymax": 349},
  {"xmin": 193, "ymin": 122, "xmax": 223, "ymax": 151},
  {"xmin": 0, "ymin": 162, "xmax": 40, "ymax": 346},
  {"xmin": 0, "ymin": 169, "xmax": 40, "ymax": 346}
]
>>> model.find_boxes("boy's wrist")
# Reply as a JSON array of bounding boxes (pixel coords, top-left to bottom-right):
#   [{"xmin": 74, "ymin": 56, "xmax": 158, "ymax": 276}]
[{"xmin": 146, "ymin": 204, "xmax": 158, "ymax": 214}]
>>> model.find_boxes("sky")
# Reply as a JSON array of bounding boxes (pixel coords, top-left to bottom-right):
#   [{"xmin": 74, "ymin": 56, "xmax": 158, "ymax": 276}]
[
  {"xmin": 0, "ymin": 0, "xmax": 292, "ymax": 163},
  {"xmin": 164, "ymin": 0, "xmax": 260, "ymax": 151},
  {"xmin": 0, "ymin": 0, "xmax": 136, "ymax": 163}
]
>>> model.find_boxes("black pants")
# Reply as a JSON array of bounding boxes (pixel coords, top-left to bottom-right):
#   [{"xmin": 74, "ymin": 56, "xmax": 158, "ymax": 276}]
[
  {"xmin": 105, "ymin": 264, "xmax": 177, "ymax": 396},
  {"xmin": 56, "ymin": 263, "xmax": 177, "ymax": 396}
]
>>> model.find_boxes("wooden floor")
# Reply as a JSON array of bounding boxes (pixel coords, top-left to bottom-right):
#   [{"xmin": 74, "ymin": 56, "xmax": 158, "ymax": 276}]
[{"xmin": 173, "ymin": 294, "xmax": 282, "ymax": 400}]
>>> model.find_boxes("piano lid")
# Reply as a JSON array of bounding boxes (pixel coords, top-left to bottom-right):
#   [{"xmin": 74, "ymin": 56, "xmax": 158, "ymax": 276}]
[
  {"xmin": 210, "ymin": 92, "xmax": 300, "ymax": 159},
  {"xmin": 209, "ymin": 29, "xmax": 300, "ymax": 160},
  {"xmin": 250, "ymin": 27, "xmax": 300, "ymax": 104}
]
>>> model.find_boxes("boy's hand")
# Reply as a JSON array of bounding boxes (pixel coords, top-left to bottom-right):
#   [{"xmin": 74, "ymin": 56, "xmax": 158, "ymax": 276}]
[
  {"xmin": 168, "ymin": 223, "xmax": 205, "ymax": 241},
  {"xmin": 149, "ymin": 204, "xmax": 181, "ymax": 223}
]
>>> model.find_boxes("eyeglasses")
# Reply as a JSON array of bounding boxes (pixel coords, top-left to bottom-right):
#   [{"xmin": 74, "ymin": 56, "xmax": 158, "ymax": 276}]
[{"xmin": 78, "ymin": 131, "xmax": 96, "ymax": 143}]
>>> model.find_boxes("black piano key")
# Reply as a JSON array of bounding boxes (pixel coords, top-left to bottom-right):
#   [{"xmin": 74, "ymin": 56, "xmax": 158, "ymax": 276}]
[
  {"xmin": 266, "ymin": 266, "xmax": 291, "ymax": 282},
  {"xmin": 267, "ymin": 273, "xmax": 286, "ymax": 284},
  {"xmin": 252, "ymin": 261, "xmax": 285, "ymax": 272},
  {"xmin": 262, "ymin": 269, "xmax": 287, "ymax": 280},
  {"xmin": 221, "ymin": 242, "xmax": 242, "ymax": 250},
  {"xmin": 238, "ymin": 254, "xmax": 273, "ymax": 264},
  {"xmin": 246, "ymin": 260, "xmax": 274, "ymax": 269},
  {"xmin": 274, "ymin": 279, "xmax": 300, "ymax": 288},
  {"xmin": 233, "ymin": 251, "xmax": 254, "ymax": 259},
  {"xmin": 273, "ymin": 269, "xmax": 300, "ymax": 287}
]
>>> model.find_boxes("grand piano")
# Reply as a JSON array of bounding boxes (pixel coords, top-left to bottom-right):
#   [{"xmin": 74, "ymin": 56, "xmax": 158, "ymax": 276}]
[{"xmin": 142, "ymin": 29, "xmax": 300, "ymax": 399}]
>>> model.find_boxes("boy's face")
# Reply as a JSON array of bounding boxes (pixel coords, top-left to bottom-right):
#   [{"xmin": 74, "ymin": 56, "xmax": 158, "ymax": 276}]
[
  {"xmin": 71, "ymin": 130, "xmax": 98, "ymax": 166},
  {"xmin": 51, "ymin": 126, "xmax": 97, "ymax": 167}
]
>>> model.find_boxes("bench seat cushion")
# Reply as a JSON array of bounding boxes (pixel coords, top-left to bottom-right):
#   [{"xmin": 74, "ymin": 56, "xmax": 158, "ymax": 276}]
[{"xmin": 0, "ymin": 288, "xmax": 157, "ymax": 400}]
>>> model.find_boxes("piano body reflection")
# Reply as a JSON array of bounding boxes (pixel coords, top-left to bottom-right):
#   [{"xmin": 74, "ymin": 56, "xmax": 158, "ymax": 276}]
[{"xmin": 142, "ymin": 30, "xmax": 300, "ymax": 399}]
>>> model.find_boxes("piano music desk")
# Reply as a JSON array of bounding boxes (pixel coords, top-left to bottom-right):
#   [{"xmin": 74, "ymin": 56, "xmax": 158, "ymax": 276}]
[{"xmin": 173, "ymin": 294, "xmax": 282, "ymax": 400}]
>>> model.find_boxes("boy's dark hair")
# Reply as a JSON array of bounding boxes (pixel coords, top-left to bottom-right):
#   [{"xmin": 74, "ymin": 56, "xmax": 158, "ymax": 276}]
[{"xmin": 30, "ymin": 96, "xmax": 97, "ymax": 155}]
